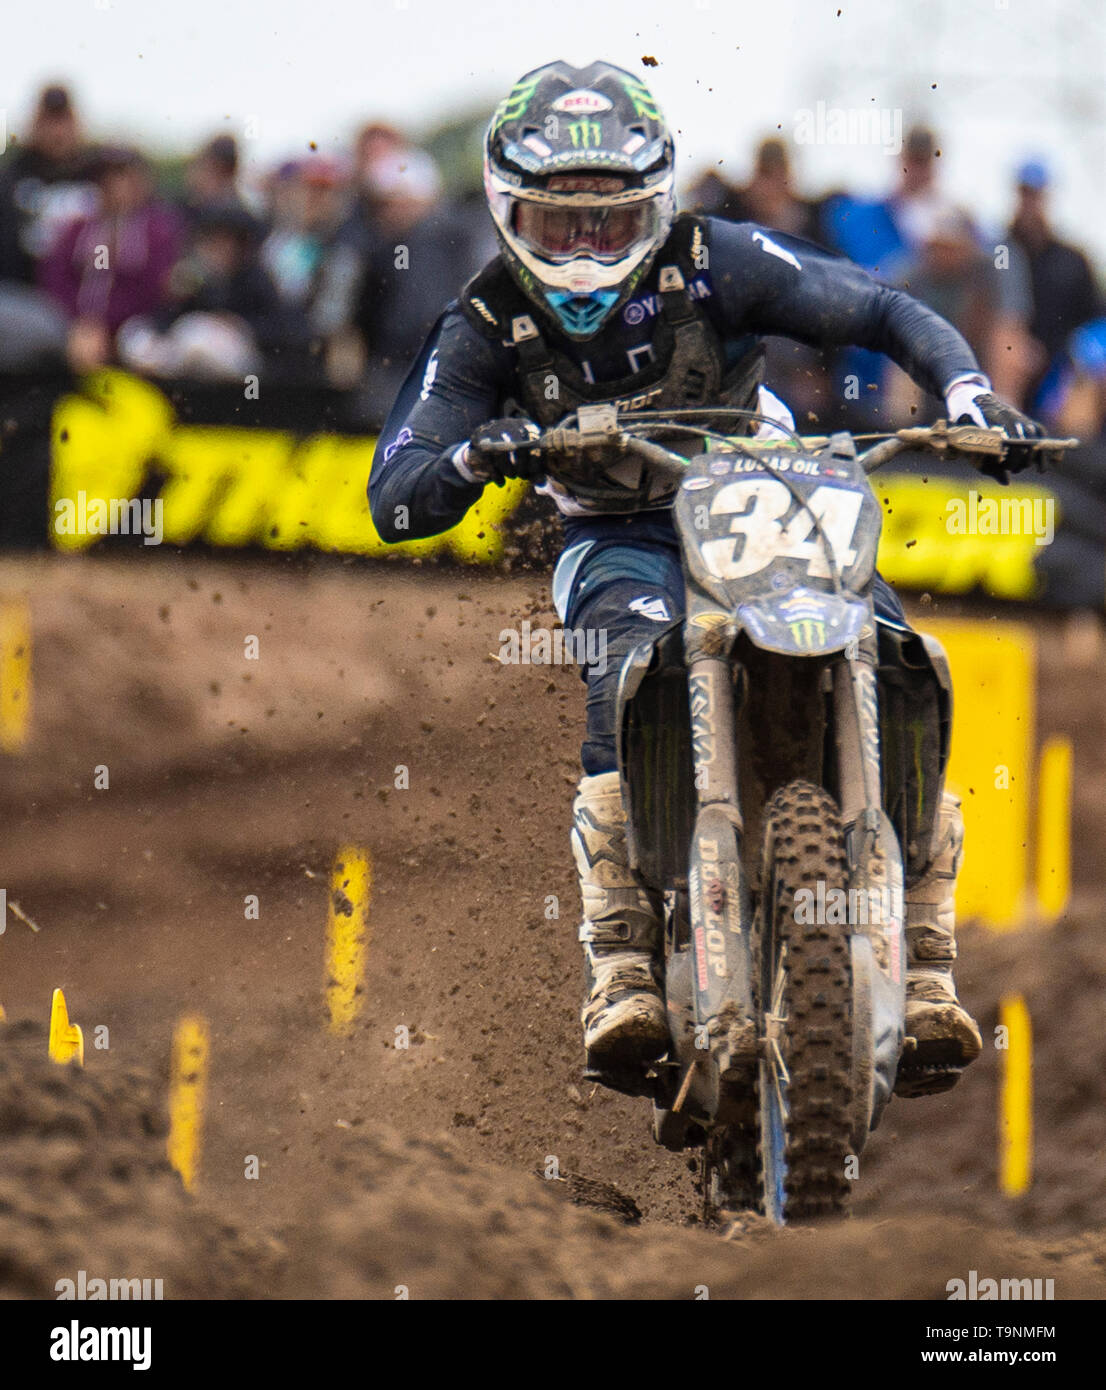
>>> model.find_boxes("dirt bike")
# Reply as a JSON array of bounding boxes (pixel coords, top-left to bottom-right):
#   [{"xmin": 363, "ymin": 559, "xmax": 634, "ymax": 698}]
[{"xmin": 492, "ymin": 407, "xmax": 1074, "ymax": 1224}]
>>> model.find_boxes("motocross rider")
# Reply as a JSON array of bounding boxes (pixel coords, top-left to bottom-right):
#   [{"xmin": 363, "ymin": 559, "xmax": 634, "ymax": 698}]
[{"xmin": 370, "ymin": 60, "xmax": 1045, "ymax": 1096}]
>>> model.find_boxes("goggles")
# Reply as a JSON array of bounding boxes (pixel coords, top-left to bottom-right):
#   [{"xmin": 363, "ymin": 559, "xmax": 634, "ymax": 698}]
[{"xmin": 512, "ymin": 199, "xmax": 657, "ymax": 262}]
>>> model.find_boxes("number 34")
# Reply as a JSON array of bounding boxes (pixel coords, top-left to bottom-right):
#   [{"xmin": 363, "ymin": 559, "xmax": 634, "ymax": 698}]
[{"xmin": 701, "ymin": 477, "xmax": 864, "ymax": 581}]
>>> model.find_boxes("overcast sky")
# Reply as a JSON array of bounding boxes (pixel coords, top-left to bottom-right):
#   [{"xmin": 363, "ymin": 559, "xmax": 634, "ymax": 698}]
[{"xmin": 5, "ymin": 0, "xmax": 1105, "ymax": 261}]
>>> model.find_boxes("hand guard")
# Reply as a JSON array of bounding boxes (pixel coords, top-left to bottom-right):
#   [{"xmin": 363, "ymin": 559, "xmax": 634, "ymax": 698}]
[
  {"xmin": 461, "ymin": 418, "xmax": 543, "ymax": 484},
  {"xmin": 944, "ymin": 377, "xmax": 1045, "ymax": 483}
]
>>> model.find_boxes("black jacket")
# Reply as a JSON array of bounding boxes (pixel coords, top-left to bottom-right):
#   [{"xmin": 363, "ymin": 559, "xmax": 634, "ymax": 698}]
[{"xmin": 370, "ymin": 216, "xmax": 981, "ymax": 542}]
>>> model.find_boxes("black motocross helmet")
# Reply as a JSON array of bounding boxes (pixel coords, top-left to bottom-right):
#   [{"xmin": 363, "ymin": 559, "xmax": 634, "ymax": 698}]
[{"xmin": 483, "ymin": 60, "xmax": 676, "ymax": 339}]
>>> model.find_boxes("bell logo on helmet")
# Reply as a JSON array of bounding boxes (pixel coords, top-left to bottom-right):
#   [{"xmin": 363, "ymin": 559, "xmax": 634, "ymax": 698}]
[{"xmin": 552, "ymin": 89, "xmax": 613, "ymax": 115}]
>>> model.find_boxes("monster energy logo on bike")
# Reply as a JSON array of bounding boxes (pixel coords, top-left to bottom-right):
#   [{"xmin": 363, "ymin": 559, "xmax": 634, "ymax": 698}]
[
  {"xmin": 788, "ymin": 619, "xmax": 827, "ymax": 647},
  {"xmin": 567, "ymin": 119, "xmax": 602, "ymax": 148}
]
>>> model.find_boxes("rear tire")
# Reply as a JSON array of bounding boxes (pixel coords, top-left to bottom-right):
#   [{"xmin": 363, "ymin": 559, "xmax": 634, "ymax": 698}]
[{"xmin": 757, "ymin": 780, "xmax": 855, "ymax": 1221}]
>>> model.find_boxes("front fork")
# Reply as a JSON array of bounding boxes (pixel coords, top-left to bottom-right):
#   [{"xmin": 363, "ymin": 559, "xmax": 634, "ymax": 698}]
[
  {"xmin": 832, "ymin": 632, "xmax": 906, "ymax": 1140},
  {"xmin": 684, "ymin": 642, "xmax": 757, "ymax": 1087}
]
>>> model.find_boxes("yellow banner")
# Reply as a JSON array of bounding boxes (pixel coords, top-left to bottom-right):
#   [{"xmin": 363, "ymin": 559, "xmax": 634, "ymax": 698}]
[{"xmin": 50, "ymin": 370, "xmax": 527, "ymax": 564}]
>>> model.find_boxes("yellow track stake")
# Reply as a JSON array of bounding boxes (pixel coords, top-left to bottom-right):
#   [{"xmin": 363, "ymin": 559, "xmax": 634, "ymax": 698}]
[
  {"xmin": 0, "ymin": 597, "xmax": 32, "ymax": 753},
  {"xmin": 1035, "ymin": 736, "xmax": 1072, "ymax": 922},
  {"xmin": 998, "ymin": 993, "xmax": 1033, "ymax": 1196},
  {"xmin": 167, "ymin": 1015, "xmax": 209, "ymax": 1192},
  {"xmin": 48, "ymin": 987, "xmax": 84, "ymax": 1065},
  {"xmin": 325, "ymin": 846, "xmax": 372, "ymax": 1034}
]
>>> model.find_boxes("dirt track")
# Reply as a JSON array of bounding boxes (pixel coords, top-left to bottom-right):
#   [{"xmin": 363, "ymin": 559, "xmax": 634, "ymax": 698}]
[{"xmin": 1, "ymin": 551, "xmax": 1104, "ymax": 1299}]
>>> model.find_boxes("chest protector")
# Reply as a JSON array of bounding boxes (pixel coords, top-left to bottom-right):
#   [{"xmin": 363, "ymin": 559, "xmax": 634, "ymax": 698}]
[{"xmin": 459, "ymin": 215, "xmax": 766, "ymax": 513}]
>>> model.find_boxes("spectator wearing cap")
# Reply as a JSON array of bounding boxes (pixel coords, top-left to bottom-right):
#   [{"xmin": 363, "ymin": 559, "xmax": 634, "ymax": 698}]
[
  {"xmin": 1008, "ymin": 159, "xmax": 1101, "ymax": 408},
  {"xmin": 0, "ymin": 85, "xmax": 88, "ymax": 370},
  {"xmin": 0, "ymin": 83, "xmax": 101, "ymax": 280},
  {"xmin": 39, "ymin": 147, "xmax": 184, "ymax": 372}
]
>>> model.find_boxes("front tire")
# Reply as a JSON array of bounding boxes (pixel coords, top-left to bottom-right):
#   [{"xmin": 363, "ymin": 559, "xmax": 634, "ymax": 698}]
[{"xmin": 757, "ymin": 781, "xmax": 855, "ymax": 1222}]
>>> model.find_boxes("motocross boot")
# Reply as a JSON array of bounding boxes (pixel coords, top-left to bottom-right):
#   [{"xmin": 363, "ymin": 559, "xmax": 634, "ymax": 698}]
[
  {"xmin": 572, "ymin": 771, "xmax": 669, "ymax": 1070},
  {"xmin": 895, "ymin": 791, "xmax": 983, "ymax": 1097}
]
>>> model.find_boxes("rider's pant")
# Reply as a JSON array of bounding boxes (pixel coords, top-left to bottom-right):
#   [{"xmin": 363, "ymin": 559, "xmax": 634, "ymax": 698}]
[{"xmin": 555, "ymin": 510, "xmax": 911, "ymax": 776}]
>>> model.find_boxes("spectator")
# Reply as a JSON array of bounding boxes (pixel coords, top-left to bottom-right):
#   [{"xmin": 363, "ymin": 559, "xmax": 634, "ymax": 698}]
[
  {"xmin": 1008, "ymin": 158, "xmax": 1101, "ymax": 407},
  {"xmin": 885, "ymin": 204, "xmax": 1035, "ymax": 416},
  {"xmin": 884, "ymin": 126, "xmax": 945, "ymax": 260},
  {"xmin": 181, "ymin": 134, "xmax": 254, "ymax": 224},
  {"xmin": 1038, "ymin": 317, "xmax": 1106, "ymax": 442},
  {"xmin": 0, "ymin": 90, "xmax": 74, "ymax": 371},
  {"xmin": 0, "ymin": 83, "xmax": 100, "ymax": 279},
  {"xmin": 819, "ymin": 126, "xmax": 947, "ymax": 277},
  {"xmin": 260, "ymin": 154, "xmax": 361, "ymax": 382},
  {"xmin": 819, "ymin": 128, "xmax": 1031, "ymax": 421},
  {"xmin": 687, "ymin": 138, "xmax": 828, "ymax": 426},
  {"xmin": 40, "ymin": 147, "xmax": 184, "ymax": 372},
  {"xmin": 684, "ymin": 162, "xmax": 730, "ymax": 218},
  {"xmin": 119, "ymin": 204, "xmax": 297, "ymax": 381},
  {"xmin": 352, "ymin": 123, "xmax": 407, "ymax": 185},
  {"xmin": 342, "ymin": 145, "xmax": 484, "ymax": 422},
  {"xmin": 710, "ymin": 138, "xmax": 822, "ymax": 241}
]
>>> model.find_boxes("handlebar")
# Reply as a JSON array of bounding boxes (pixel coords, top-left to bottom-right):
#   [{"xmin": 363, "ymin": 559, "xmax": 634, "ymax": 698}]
[{"xmin": 481, "ymin": 403, "xmax": 1078, "ymax": 478}]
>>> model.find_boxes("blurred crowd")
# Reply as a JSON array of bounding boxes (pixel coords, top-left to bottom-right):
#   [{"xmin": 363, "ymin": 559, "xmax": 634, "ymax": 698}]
[
  {"xmin": 1, "ymin": 83, "xmax": 1103, "ymax": 441},
  {"xmin": 0, "ymin": 84, "xmax": 494, "ymax": 424},
  {"xmin": 690, "ymin": 129, "xmax": 1104, "ymax": 443}
]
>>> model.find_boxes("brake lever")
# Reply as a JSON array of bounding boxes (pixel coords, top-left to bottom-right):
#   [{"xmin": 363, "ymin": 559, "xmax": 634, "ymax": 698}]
[{"xmin": 894, "ymin": 420, "xmax": 1078, "ymax": 485}]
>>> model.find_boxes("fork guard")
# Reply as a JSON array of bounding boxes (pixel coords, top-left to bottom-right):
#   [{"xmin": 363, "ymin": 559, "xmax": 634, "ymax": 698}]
[{"xmin": 616, "ymin": 622, "xmax": 696, "ymax": 890}]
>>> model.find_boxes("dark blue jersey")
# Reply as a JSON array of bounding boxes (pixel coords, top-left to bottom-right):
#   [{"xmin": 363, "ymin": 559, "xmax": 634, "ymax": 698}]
[{"xmin": 369, "ymin": 216, "xmax": 981, "ymax": 542}]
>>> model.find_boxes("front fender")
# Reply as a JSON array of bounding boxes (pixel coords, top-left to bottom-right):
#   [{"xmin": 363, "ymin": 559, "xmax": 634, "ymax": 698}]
[{"xmin": 736, "ymin": 587, "xmax": 870, "ymax": 655}]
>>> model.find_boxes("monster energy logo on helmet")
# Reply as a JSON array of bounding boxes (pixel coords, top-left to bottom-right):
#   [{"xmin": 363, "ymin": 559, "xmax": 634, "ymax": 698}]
[
  {"xmin": 491, "ymin": 74, "xmax": 542, "ymax": 134},
  {"xmin": 567, "ymin": 119, "xmax": 602, "ymax": 147},
  {"xmin": 622, "ymin": 74, "xmax": 662, "ymax": 122},
  {"xmin": 483, "ymin": 59, "xmax": 677, "ymax": 339}
]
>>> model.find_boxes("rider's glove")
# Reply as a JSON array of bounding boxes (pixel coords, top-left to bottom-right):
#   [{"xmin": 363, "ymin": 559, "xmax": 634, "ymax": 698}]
[
  {"xmin": 944, "ymin": 374, "xmax": 1045, "ymax": 483},
  {"xmin": 455, "ymin": 418, "xmax": 543, "ymax": 485}
]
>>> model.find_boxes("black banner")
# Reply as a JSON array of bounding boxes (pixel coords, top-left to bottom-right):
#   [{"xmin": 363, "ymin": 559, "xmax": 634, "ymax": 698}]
[{"xmin": 1, "ymin": 368, "xmax": 1103, "ymax": 608}]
